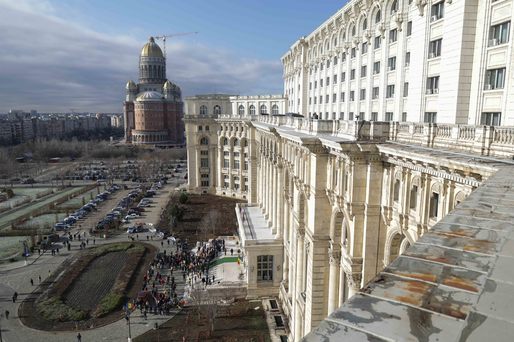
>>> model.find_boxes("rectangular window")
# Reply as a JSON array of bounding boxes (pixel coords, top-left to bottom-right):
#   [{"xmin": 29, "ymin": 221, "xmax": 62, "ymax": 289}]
[
  {"xmin": 388, "ymin": 56, "xmax": 396, "ymax": 71},
  {"xmin": 333, "ymin": 93, "xmax": 337, "ymax": 102},
  {"xmin": 198, "ymin": 125, "xmax": 203, "ymax": 131},
  {"xmin": 350, "ymin": 69, "xmax": 356, "ymax": 80},
  {"xmin": 257, "ymin": 255, "xmax": 273, "ymax": 281},
  {"xmin": 402, "ymin": 112, "xmax": 407, "ymax": 122},
  {"xmin": 407, "ymin": 21, "xmax": 412, "ymax": 36},
  {"xmin": 223, "ymin": 159, "xmax": 229, "ymax": 168},
  {"xmin": 342, "ymin": 53, "xmax": 346, "ymax": 62},
  {"xmin": 424, "ymin": 112, "xmax": 437, "ymax": 123},
  {"xmin": 404, "ymin": 82, "xmax": 409, "ymax": 97},
  {"xmin": 309, "ymin": 97, "xmax": 312, "ymax": 105},
  {"xmin": 371, "ymin": 112, "xmax": 378, "ymax": 121},
  {"xmin": 374, "ymin": 36, "xmax": 381, "ymax": 49},
  {"xmin": 340, "ymin": 112, "xmax": 344, "ymax": 120},
  {"xmin": 386, "ymin": 84, "xmax": 395, "ymax": 98},
  {"xmin": 350, "ymin": 91, "xmax": 355, "ymax": 101},
  {"xmin": 405, "ymin": 52, "xmax": 411, "ymax": 66},
  {"xmin": 314, "ymin": 97, "xmax": 317, "ymax": 104},
  {"xmin": 320, "ymin": 79, "xmax": 323, "ymax": 87},
  {"xmin": 362, "ymin": 42, "xmax": 368, "ymax": 54},
  {"xmin": 314, "ymin": 81, "xmax": 317, "ymax": 89},
  {"xmin": 361, "ymin": 65, "xmax": 367, "ymax": 77},
  {"xmin": 429, "ymin": 38, "xmax": 442, "ymax": 58},
  {"xmin": 334, "ymin": 56, "xmax": 338, "ymax": 65},
  {"xmin": 360, "ymin": 89, "xmax": 366, "ymax": 100},
  {"xmin": 389, "ymin": 29, "xmax": 398, "ymax": 43},
  {"xmin": 200, "ymin": 150, "xmax": 209, "ymax": 156},
  {"xmin": 481, "ymin": 112, "xmax": 501, "ymax": 126},
  {"xmin": 372, "ymin": 87, "xmax": 379, "ymax": 99},
  {"xmin": 385, "ymin": 112, "xmax": 394, "ymax": 121},
  {"xmin": 351, "ymin": 47, "xmax": 356, "ymax": 58},
  {"xmin": 410, "ymin": 185, "xmax": 418, "ymax": 209},
  {"xmin": 326, "ymin": 77, "xmax": 330, "ymax": 86},
  {"xmin": 341, "ymin": 72, "xmax": 346, "ymax": 82},
  {"xmin": 223, "ymin": 175, "xmax": 229, "ymax": 188},
  {"xmin": 349, "ymin": 112, "xmax": 354, "ymax": 120},
  {"xmin": 431, "ymin": 1, "xmax": 444, "ymax": 21},
  {"xmin": 333, "ymin": 74, "xmax": 338, "ymax": 83},
  {"xmin": 485, "ymin": 68, "xmax": 506, "ymax": 90},
  {"xmin": 340, "ymin": 92, "xmax": 345, "ymax": 101},
  {"xmin": 430, "ymin": 192, "xmax": 439, "ymax": 218},
  {"xmin": 234, "ymin": 159, "xmax": 240, "ymax": 170},
  {"xmin": 319, "ymin": 95, "xmax": 323, "ymax": 104},
  {"xmin": 426, "ymin": 76, "xmax": 440, "ymax": 94},
  {"xmin": 309, "ymin": 82, "xmax": 312, "ymax": 90},
  {"xmin": 373, "ymin": 61, "xmax": 380, "ymax": 74},
  {"xmin": 200, "ymin": 158, "xmax": 209, "ymax": 168},
  {"xmin": 326, "ymin": 94, "xmax": 330, "ymax": 103},
  {"xmin": 244, "ymin": 161, "xmax": 248, "ymax": 170},
  {"xmin": 489, "ymin": 21, "xmax": 510, "ymax": 46}
]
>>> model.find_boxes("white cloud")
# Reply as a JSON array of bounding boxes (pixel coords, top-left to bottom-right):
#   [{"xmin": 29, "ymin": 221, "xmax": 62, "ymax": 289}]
[{"xmin": 0, "ymin": 1, "xmax": 283, "ymax": 113}]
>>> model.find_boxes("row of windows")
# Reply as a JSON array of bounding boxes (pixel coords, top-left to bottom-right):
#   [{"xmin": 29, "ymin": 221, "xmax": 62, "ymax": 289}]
[
  {"xmin": 309, "ymin": 111, "xmax": 503, "ymax": 126},
  {"xmin": 199, "ymin": 105, "xmax": 221, "ymax": 116},
  {"xmin": 309, "ymin": 82, "xmax": 407, "ymax": 104},
  {"xmin": 237, "ymin": 104, "xmax": 280, "ymax": 116}
]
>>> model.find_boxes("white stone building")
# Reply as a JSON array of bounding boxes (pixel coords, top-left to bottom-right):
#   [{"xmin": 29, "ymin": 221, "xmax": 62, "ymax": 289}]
[
  {"xmin": 283, "ymin": 0, "xmax": 514, "ymax": 126},
  {"xmin": 184, "ymin": 0, "xmax": 514, "ymax": 341}
]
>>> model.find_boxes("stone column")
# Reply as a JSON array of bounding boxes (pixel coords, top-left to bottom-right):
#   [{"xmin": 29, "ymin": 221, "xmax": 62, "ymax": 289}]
[{"xmin": 327, "ymin": 245, "xmax": 341, "ymax": 315}]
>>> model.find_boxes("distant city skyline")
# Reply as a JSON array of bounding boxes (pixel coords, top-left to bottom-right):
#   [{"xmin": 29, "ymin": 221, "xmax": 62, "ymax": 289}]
[{"xmin": 0, "ymin": 0, "xmax": 347, "ymax": 113}]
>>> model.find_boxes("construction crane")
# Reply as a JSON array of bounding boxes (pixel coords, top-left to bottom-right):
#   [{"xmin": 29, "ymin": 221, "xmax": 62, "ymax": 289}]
[{"xmin": 154, "ymin": 32, "xmax": 198, "ymax": 58}]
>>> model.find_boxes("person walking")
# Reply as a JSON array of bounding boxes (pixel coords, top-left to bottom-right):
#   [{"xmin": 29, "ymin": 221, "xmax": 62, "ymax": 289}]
[
  {"xmin": 30, "ymin": 278, "xmax": 34, "ymax": 286},
  {"xmin": 77, "ymin": 332, "xmax": 82, "ymax": 342},
  {"xmin": 12, "ymin": 291, "xmax": 18, "ymax": 303},
  {"xmin": 5, "ymin": 310, "xmax": 9, "ymax": 319}
]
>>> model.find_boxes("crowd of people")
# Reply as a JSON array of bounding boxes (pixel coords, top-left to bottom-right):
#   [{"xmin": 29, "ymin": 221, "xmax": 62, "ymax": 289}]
[{"xmin": 128, "ymin": 237, "xmax": 227, "ymax": 317}]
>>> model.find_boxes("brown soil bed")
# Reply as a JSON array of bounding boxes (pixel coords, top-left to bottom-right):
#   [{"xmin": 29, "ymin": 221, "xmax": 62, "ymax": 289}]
[
  {"xmin": 158, "ymin": 193, "xmax": 244, "ymax": 241},
  {"xmin": 134, "ymin": 299, "xmax": 271, "ymax": 342},
  {"xmin": 19, "ymin": 242, "xmax": 157, "ymax": 331}
]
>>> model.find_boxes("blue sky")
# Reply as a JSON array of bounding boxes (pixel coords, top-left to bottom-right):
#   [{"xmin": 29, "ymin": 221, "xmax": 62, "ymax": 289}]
[{"xmin": 0, "ymin": 0, "xmax": 346, "ymax": 112}]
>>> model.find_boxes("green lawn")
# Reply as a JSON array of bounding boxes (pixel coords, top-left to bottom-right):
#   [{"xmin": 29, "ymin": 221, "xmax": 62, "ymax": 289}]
[
  {"xmin": 57, "ymin": 188, "xmax": 100, "ymax": 209},
  {"xmin": 0, "ymin": 236, "xmax": 29, "ymax": 260},
  {"xmin": 0, "ymin": 187, "xmax": 85, "ymax": 229},
  {"xmin": 18, "ymin": 213, "xmax": 67, "ymax": 230}
]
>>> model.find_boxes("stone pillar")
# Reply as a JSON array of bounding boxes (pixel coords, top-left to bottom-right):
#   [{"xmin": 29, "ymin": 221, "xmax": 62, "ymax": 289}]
[{"xmin": 327, "ymin": 245, "xmax": 341, "ymax": 315}]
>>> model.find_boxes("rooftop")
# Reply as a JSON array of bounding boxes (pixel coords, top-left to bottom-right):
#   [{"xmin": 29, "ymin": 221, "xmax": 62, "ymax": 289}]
[{"xmin": 304, "ymin": 164, "xmax": 514, "ymax": 342}]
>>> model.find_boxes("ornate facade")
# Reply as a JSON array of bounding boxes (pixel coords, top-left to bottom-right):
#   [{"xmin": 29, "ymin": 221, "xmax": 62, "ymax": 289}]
[
  {"xmin": 123, "ymin": 37, "xmax": 184, "ymax": 145},
  {"xmin": 184, "ymin": 0, "xmax": 514, "ymax": 341}
]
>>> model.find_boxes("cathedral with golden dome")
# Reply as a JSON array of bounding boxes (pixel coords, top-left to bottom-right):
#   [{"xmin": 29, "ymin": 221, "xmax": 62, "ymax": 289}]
[{"xmin": 123, "ymin": 37, "xmax": 184, "ymax": 145}]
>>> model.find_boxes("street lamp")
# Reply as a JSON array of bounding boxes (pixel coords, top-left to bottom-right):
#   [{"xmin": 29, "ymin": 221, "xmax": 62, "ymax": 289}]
[{"xmin": 124, "ymin": 304, "xmax": 132, "ymax": 342}]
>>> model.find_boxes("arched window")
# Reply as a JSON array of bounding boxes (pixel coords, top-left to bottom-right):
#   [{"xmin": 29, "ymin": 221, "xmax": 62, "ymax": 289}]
[
  {"xmin": 222, "ymin": 137, "xmax": 228, "ymax": 145},
  {"xmin": 233, "ymin": 139, "xmax": 239, "ymax": 147},
  {"xmin": 238, "ymin": 105, "xmax": 245, "ymax": 115},
  {"xmin": 391, "ymin": 0, "xmax": 398, "ymax": 14},
  {"xmin": 375, "ymin": 10, "xmax": 381, "ymax": 23},
  {"xmin": 199, "ymin": 105, "xmax": 207, "ymax": 116},
  {"xmin": 363, "ymin": 18, "xmax": 368, "ymax": 30},
  {"xmin": 213, "ymin": 105, "xmax": 221, "ymax": 115},
  {"xmin": 271, "ymin": 104, "xmax": 279, "ymax": 115},
  {"xmin": 249, "ymin": 105, "xmax": 256, "ymax": 115},
  {"xmin": 200, "ymin": 137, "xmax": 209, "ymax": 145},
  {"xmin": 260, "ymin": 104, "xmax": 268, "ymax": 114}
]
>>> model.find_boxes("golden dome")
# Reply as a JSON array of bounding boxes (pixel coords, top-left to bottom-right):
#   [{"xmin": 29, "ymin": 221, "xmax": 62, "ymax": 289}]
[{"xmin": 140, "ymin": 37, "xmax": 164, "ymax": 58}]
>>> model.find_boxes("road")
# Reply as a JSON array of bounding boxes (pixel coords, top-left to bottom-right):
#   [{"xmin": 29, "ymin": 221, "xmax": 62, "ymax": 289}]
[{"xmin": 0, "ymin": 176, "xmax": 188, "ymax": 342}]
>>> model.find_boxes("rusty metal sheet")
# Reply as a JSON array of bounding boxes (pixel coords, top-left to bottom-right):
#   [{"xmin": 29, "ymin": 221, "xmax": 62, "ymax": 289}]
[
  {"xmin": 302, "ymin": 319, "xmax": 389, "ymax": 342},
  {"xmin": 419, "ymin": 231, "xmax": 501, "ymax": 255},
  {"xmin": 328, "ymin": 294, "xmax": 466, "ymax": 342},
  {"xmin": 443, "ymin": 214, "xmax": 513, "ymax": 232},
  {"xmin": 403, "ymin": 244, "xmax": 495, "ymax": 273},
  {"xmin": 361, "ymin": 273, "xmax": 477, "ymax": 320},
  {"xmin": 385, "ymin": 257, "xmax": 487, "ymax": 293}
]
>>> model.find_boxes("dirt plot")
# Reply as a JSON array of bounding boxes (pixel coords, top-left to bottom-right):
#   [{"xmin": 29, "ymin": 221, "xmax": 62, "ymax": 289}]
[
  {"xmin": 134, "ymin": 299, "xmax": 271, "ymax": 342},
  {"xmin": 64, "ymin": 250, "xmax": 128, "ymax": 311},
  {"xmin": 19, "ymin": 242, "xmax": 157, "ymax": 331},
  {"xmin": 159, "ymin": 194, "xmax": 244, "ymax": 241}
]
